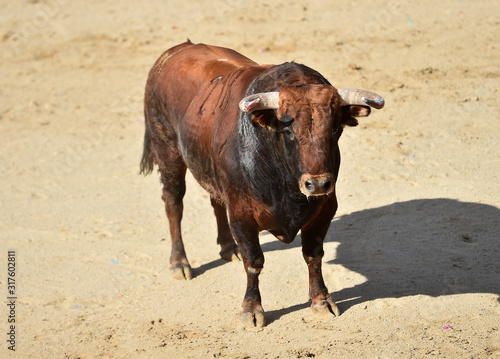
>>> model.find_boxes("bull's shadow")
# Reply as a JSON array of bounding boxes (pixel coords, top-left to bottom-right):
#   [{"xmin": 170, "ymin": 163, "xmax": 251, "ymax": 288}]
[{"xmin": 261, "ymin": 198, "xmax": 500, "ymax": 319}]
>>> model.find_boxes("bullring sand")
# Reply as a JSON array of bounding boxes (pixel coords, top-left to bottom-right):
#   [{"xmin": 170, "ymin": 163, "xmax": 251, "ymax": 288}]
[{"xmin": 1, "ymin": 0, "xmax": 499, "ymax": 358}]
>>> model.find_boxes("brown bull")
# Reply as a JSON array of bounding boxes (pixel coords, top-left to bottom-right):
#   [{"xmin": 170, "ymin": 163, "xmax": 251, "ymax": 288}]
[{"xmin": 140, "ymin": 40, "xmax": 384, "ymax": 328}]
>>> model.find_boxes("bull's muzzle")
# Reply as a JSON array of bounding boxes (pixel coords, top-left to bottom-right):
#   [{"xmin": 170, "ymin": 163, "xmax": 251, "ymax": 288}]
[{"xmin": 299, "ymin": 173, "xmax": 334, "ymax": 197}]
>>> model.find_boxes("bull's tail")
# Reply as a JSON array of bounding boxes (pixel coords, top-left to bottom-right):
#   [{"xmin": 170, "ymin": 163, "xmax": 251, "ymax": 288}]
[{"xmin": 139, "ymin": 129, "xmax": 155, "ymax": 175}]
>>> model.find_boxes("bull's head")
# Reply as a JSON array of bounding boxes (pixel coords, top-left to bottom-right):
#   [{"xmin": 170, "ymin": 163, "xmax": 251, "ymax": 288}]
[{"xmin": 239, "ymin": 86, "xmax": 384, "ymax": 197}]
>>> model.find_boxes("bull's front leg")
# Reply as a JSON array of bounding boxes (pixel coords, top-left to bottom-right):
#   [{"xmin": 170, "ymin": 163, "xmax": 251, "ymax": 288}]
[
  {"xmin": 229, "ymin": 219, "xmax": 266, "ymax": 328},
  {"xmin": 301, "ymin": 222, "xmax": 340, "ymax": 317}
]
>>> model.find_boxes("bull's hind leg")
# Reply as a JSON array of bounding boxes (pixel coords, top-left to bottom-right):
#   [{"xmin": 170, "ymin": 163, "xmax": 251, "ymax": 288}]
[
  {"xmin": 143, "ymin": 82, "xmax": 191, "ymax": 280},
  {"xmin": 210, "ymin": 198, "xmax": 241, "ymax": 261},
  {"xmin": 160, "ymin": 161, "xmax": 192, "ymax": 280},
  {"xmin": 149, "ymin": 133, "xmax": 192, "ymax": 280}
]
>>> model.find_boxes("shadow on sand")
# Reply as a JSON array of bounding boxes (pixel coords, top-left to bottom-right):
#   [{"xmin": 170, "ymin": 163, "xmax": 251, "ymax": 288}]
[{"xmin": 262, "ymin": 198, "xmax": 500, "ymax": 321}]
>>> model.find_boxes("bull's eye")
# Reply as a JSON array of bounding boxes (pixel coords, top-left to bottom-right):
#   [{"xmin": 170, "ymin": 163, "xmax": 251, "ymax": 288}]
[{"xmin": 283, "ymin": 127, "xmax": 295, "ymax": 141}]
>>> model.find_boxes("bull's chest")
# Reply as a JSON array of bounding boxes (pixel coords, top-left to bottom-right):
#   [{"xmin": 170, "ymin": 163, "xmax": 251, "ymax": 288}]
[{"xmin": 255, "ymin": 196, "xmax": 329, "ymax": 244}]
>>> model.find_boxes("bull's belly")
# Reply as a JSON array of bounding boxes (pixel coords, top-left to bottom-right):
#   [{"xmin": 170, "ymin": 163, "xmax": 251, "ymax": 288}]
[{"xmin": 185, "ymin": 159, "xmax": 224, "ymax": 203}]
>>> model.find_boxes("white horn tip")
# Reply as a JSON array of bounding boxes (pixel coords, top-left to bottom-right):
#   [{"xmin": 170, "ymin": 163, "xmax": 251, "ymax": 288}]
[
  {"xmin": 362, "ymin": 96, "xmax": 385, "ymax": 109},
  {"xmin": 239, "ymin": 97, "xmax": 261, "ymax": 112}
]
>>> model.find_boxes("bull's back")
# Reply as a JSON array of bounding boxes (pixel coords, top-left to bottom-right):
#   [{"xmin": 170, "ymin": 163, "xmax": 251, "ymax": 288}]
[{"xmin": 147, "ymin": 42, "xmax": 257, "ymax": 117}]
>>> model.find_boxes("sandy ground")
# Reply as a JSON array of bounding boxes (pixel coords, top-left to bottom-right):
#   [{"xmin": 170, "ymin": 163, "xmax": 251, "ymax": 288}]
[{"xmin": 1, "ymin": 0, "xmax": 499, "ymax": 358}]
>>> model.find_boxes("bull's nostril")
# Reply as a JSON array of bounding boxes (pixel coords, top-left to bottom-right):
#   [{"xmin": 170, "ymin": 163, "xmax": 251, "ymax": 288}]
[
  {"xmin": 323, "ymin": 180, "xmax": 331, "ymax": 192},
  {"xmin": 305, "ymin": 179, "xmax": 315, "ymax": 193},
  {"xmin": 300, "ymin": 174, "xmax": 334, "ymax": 196}
]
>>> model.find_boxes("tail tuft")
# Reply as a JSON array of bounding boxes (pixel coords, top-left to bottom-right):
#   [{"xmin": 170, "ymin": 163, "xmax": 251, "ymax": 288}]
[{"xmin": 139, "ymin": 130, "xmax": 154, "ymax": 175}]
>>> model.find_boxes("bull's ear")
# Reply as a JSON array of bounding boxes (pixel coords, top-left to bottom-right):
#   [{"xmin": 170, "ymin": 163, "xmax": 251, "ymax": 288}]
[
  {"xmin": 251, "ymin": 112, "xmax": 268, "ymax": 128},
  {"xmin": 250, "ymin": 110, "xmax": 277, "ymax": 129},
  {"xmin": 341, "ymin": 105, "xmax": 371, "ymax": 127},
  {"xmin": 251, "ymin": 111, "xmax": 292, "ymax": 130},
  {"xmin": 348, "ymin": 105, "xmax": 371, "ymax": 117}
]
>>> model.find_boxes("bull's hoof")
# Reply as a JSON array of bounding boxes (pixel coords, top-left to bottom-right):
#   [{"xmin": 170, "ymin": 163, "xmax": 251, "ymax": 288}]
[
  {"xmin": 170, "ymin": 263, "xmax": 193, "ymax": 280},
  {"xmin": 220, "ymin": 243, "xmax": 242, "ymax": 262},
  {"xmin": 311, "ymin": 295, "xmax": 340, "ymax": 317},
  {"xmin": 241, "ymin": 308, "xmax": 266, "ymax": 328}
]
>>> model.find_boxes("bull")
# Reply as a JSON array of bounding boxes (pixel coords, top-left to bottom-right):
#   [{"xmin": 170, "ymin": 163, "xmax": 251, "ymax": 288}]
[{"xmin": 140, "ymin": 40, "xmax": 384, "ymax": 328}]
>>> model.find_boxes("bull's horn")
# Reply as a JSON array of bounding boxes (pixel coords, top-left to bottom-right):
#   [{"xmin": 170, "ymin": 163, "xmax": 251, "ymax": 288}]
[
  {"xmin": 239, "ymin": 92, "xmax": 280, "ymax": 112},
  {"xmin": 337, "ymin": 88, "xmax": 385, "ymax": 109}
]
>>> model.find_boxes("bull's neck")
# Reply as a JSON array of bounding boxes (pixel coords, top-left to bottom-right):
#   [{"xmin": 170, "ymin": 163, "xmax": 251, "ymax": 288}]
[{"xmin": 237, "ymin": 113, "xmax": 304, "ymax": 203}]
